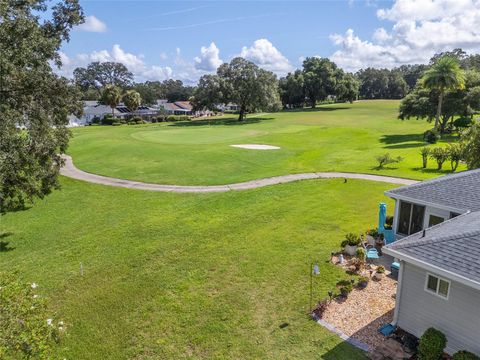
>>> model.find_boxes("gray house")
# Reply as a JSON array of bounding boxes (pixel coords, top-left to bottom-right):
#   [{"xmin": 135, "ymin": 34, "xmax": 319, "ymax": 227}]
[
  {"xmin": 386, "ymin": 169, "xmax": 480, "ymax": 238},
  {"xmin": 383, "ymin": 169, "xmax": 480, "ymax": 355}
]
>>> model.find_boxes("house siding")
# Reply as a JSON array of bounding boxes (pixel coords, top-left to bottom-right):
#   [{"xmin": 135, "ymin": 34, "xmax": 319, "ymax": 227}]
[{"xmin": 397, "ymin": 262, "xmax": 480, "ymax": 355}]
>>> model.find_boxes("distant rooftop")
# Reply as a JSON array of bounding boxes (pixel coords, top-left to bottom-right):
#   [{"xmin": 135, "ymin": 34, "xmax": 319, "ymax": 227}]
[
  {"xmin": 385, "ymin": 168, "xmax": 480, "ymax": 212},
  {"xmin": 386, "ymin": 211, "xmax": 480, "ymax": 285}
]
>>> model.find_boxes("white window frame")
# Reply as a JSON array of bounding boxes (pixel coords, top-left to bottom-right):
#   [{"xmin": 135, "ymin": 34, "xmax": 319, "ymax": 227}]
[{"xmin": 424, "ymin": 273, "xmax": 450, "ymax": 300}]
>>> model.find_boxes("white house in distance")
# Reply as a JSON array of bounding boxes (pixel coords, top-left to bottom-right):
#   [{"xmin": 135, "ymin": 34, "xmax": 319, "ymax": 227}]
[
  {"xmin": 383, "ymin": 169, "xmax": 480, "ymax": 355},
  {"xmin": 68, "ymin": 101, "xmax": 156, "ymax": 127}
]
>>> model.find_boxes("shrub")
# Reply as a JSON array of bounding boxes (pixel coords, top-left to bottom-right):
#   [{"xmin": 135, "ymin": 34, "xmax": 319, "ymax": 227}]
[
  {"xmin": 151, "ymin": 117, "xmax": 158, "ymax": 123},
  {"xmin": 452, "ymin": 351, "xmax": 480, "ymax": 360},
  {"xmin": 424, "ymin": 129, "xmax": 440, "ymax": 144},
  {"xmin": 166, "ymin": 115, "xmax": 190, "ymax": 122},
  {"xmin": 356, "ymin": 247, "xmax": 366, "ymax": 261},
  {"xmin": 91, "ymin": 116, "xmax": 101, "ymax": 124},
  {"xmin": 447, "ymin": 143, "xmax": 464, "ymax": 171},
  {"xmin": 0, "ymin": 272, "xmax": 62, "ymax": 359},
  {"xmin": 311, "ymin": 299, "xmax": 329, "ymax": 319},
  {"xmin": 376, "ymin": 265, "xmax": 385, "ymax": 274},
  {"xmin": 417, "ymin": 327, "xmax": 447, "ymax": 360},
  {"xmin": 366, "ymin": 228, "xmax": 380, "ymax": 238},
  {"xmin": 341, "ymin": 233, "xmax": 361, "ymax": 247},
  {"xmin": 430, "ymin": 147, "xmax": 449, "ymax": 170},
  {"xmin": 339, "ymin": 284, "xmax": 353, "ymax": 297},
  {"xmin": 336, "ymin": 279, "xmax": 352, "ymax": 287},
  {"xmin": 101, "ymin": 116, "xmax": 123, "ymax": 125},
  {"xmin": 357, "ymin": 276, "xmax": 369, "ymax": 289},
  {"xmin": 453, "ymin": 116, "xmax": 473, "ymax": 130},
  {"xmin": 375, "ymin": 153, "xmax": 404, "ymax": 169},
  {"xmin": 420, "ymin": 147, "xmax": 431, "ymax": 168}
]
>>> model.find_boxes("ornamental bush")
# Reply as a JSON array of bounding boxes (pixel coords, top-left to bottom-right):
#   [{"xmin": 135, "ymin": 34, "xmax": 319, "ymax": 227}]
[
  {"xmin": 452, "ymin": 350, "xmax": 480, "ymax": 360},
  {"xmin": 339, "ymin": 284, "xmax": 353, "ymax": 297},
  {"xmin": 356, "ymin": 247, "xmax": 366, "ymax": 261},
  {"xmin": 420, "ymin": 147, "xmax": 431, "ymax": 168},
  {"xmin": 166, "ymin": 115, "xmax": 190, "ymax": 122},
  {"xmin": 447, "ymin": 143, "xmax": 464, "ymax": 171},
  {"xmin": 375, "ymin": 153, "xmax": 404, "ymax": 169},
  {"xmin": 0, "ymin": 272, "xmax": 63, "ymax": 359},
  {"xmin": 417, "ymin": 327, "xmax": 447, "ymax": 360},
  {"xmin": 424, "ymin": 129, "xmax": 440, "ymax": 144},
  {"xmin": 341, "ymin": 233, "xmax": 361, "ymax": 247},
  {"xmin": 453, "ymin": 117, "xmax": 473, "ymax": 130},
  {"xmin": 311, "ymin": 299, "xmax": 329, "ymax": 319},
  {"xmin": 430, "ymin": 147, "xmax": 449, "ymax": 170}
]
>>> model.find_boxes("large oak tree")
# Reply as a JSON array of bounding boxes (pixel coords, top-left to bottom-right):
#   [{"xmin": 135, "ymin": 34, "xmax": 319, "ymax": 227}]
[
  {"xmin": 0, "ymin": 0, "xmax": 84, "ymax": 213},
  {"xmin": 193, "ymin": 57, "xmax": 280, "ymax": 121}
]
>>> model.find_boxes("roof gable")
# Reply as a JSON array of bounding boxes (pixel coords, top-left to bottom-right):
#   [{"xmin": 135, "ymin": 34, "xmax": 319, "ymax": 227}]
[
  {"xmin": 386, "ymin": 211, "xmax": 480, "ymax": 285},
  {"xmin": 385, "ymin": 168, "xmax": 480, "ymax": 212}
]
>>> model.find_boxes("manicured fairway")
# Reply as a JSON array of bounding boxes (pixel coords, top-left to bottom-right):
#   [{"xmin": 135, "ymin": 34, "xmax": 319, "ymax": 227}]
[
  {"xmin": 68, "ymin": 100, "xmax": 464, "ymax": 185},
  {"xmin": 2, "ymin": 177, "xmax": 395, "ymax": 359}
]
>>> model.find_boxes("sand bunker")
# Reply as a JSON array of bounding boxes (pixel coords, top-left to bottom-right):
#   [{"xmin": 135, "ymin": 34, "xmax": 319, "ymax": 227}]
[{"xmin": 230, "ymin": 144, "xmax": 280, "ymax": 150}]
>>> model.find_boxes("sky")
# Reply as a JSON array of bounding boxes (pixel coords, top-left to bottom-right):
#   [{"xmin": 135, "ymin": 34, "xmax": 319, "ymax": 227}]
[{"xmin": 58, "ymin": 0, "xmax": 480, "ymax": 83}]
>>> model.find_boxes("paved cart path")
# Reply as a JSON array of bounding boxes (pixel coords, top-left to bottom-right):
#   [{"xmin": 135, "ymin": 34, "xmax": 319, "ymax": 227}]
[{"xmin": 61, "ymin": 155, "xmax": 419, "ymax": 193}]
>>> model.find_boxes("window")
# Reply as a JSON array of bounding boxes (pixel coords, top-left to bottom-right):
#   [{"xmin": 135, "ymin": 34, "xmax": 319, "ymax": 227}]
[
  {"xmin": 428, "ymin": 215, "xmax": 445, "ymax": 227},
  {"xmin": 425, "ymin": 274, "xmax": 450, "ymax": 299},
  {"xmin": 397, "ymin": 201, "xmax": 425, "ymax": 235},
  {"xmin": 450, "ymin": 212, "xmax": 460, "ymax": 219}
]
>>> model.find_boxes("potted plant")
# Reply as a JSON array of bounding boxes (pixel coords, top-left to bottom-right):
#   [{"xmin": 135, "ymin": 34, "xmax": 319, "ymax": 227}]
[
  {"xmin": 374, "ymin": 265, "xmax": 386, "ymax": 280},
  {"xmin": 357, "ymin": 276, "xmax": 369, "ymax": 289},
  {"xmin": 341, "ymin": 233, "xmax": 361, "ymax": 256}
]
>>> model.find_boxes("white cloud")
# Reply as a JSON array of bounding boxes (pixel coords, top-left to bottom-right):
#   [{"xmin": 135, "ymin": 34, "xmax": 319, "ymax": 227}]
[
  {"xmin": 58, "ymin": 45, "xmax": 172, "ymax": 82},
  {"xmin": 194, "ymin": 42, "xmax": 223, "ymax": 71},
  {"xmin": 372, "ymin": 27, "xmax": 391, "ymax": 43},
  {"xmin": 330, "ymin": 0, "xmax": 480, "ymax": 71},
  {"xmin": 239, "ymin": 39, "xmax": 293, "ymax": 75},
  {"xmin": 76, "ymin": 15, "xmax": 107, "ymax": 33}
]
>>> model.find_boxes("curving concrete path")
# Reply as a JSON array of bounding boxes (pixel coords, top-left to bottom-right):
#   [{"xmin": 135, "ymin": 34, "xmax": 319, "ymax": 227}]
[{"xmin": 60, "ymin": 155, "xmax": 419, "ymax": 193}]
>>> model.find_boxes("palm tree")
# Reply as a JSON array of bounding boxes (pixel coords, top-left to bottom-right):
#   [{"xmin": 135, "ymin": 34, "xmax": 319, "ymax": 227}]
[
  {"xmin": 123, "ymin": 90, "xmax": 142, "ymax": 116},
  {"xmin": 421, "ymin": 56, "xmax": 465, "ymax": 131},
  {"xmin": 100, "ymin": 84, "xmax": 122, "ymax": 117}
]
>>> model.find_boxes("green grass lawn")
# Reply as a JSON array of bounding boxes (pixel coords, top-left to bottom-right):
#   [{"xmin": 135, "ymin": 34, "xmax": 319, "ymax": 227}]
[
  {"xmin": 68, "ymin": 100, "xmax": 464, "ymax": 185},
  {"xmin": 2, "ymin": 177, "xmax": 396, "ymax": 359}
]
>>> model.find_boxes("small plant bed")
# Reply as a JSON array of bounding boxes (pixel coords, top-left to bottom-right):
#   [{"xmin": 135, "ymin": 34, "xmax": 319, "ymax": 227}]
[{"xmin": 326, "ymin": 254, "xmax": 398, "ymax": 351}]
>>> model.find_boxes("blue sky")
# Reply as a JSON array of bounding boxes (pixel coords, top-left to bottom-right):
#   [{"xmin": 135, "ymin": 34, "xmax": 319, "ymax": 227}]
[{"xmin": 59, "ymin": 0, "xmax": 480, "ymax": 83}]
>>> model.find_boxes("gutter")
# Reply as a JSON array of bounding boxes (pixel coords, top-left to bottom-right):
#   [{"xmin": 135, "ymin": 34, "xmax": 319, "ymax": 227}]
[{"xmin": 383, "ymin": 247, "xmax": 480, "ymax": 292}]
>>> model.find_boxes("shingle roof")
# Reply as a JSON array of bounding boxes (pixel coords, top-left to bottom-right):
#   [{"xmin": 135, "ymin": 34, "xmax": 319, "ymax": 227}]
[
  {"xmin": 174, "ymin": 101, "xmax": 192, "ymax": 110},
  {"xmin": 386, "ymin": 211, "xmax": 480, "ymax": 284},
  {"xmin": 385, "ymin": 168, "xmax": 480, "ymax": 212}
]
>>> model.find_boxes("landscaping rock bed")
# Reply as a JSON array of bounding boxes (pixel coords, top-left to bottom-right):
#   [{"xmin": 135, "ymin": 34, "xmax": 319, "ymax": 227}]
[{"xmin": 322, "ymin": 255, "xmax": 397, "ymax": 351}]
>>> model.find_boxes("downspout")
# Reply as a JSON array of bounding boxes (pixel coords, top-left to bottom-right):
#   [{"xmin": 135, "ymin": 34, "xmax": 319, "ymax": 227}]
[{"xmin": 391, "ymin": 260, "xmax": 405, "ymax": 326}]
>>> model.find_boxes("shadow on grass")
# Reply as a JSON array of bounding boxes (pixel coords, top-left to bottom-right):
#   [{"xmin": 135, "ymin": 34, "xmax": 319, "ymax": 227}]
[
  {"xmin": 169, "ymin": 116, "xmax": 274, "ymax": 127},
  {"xmin": 370, "ymin": 166, "xmax": 401, "ymax": 171},
  {"xmin": 379, "ymin": 134, "xmax": 424, "ymax": 145},
  {"xmin": 383, "ymin": 143, "xmax": 426, "ymax": 149},
  {"xmin": 284, "ymin": 105, "xmax": 352, "ymax": 113},
  {"xmin": 412, "ymin": 167, "xmax": 454, "ymax": 175},
  {"xmin": 0, "ymin": 233, "xmax": 14, "ymax": 252},
  {"xmin": 321, "ymin": 341, "xmax": 368, "ymax": 360},
  {"xmin": 0, "ymin": 241, "xmax": 14, "ymax": 252}
]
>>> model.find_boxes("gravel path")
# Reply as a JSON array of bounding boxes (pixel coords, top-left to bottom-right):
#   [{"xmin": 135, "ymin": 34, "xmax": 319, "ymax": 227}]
[{"xmin": 60, "ymin": 155, "xmax": 419, "ymax": 193}]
